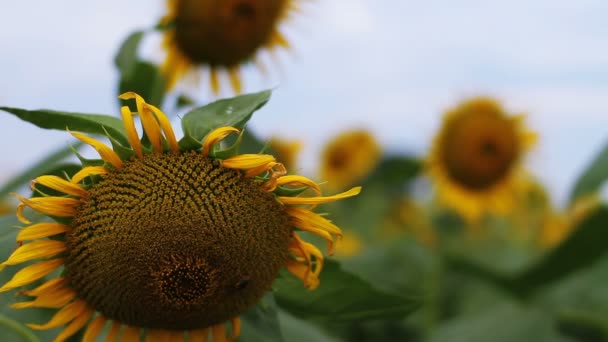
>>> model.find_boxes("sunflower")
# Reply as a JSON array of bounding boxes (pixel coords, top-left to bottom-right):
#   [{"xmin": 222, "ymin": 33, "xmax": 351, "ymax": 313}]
[
  {"xmin": 161, "ymin": 0, "xmax": 296, "ymax": 95},
  {"xmin": 538, "ymin": 195, "xmax": 601, "ymax": 249},
  {"xmin": 320, "ymin": 129, "xmax": 382, "ymax": 192},
  {"xmin": 426, "ymin": 97, "xmax": 537, "ymax": 223},
  {"xmin": 0, "ymin": 93, "xmax": 360, "ymax": 341}
]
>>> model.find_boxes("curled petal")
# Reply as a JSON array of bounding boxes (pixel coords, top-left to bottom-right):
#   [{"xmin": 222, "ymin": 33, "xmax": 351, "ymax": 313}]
[
  {"xmin": 71, "ymin": 166, "xmax": 108, "ymax": 184},
  {"xmin": 202, "ymin": 127, "xmax": 240, "ymax": 156},
  {"xmin": 221, "ymin": 154, "xmax": 280, "ymax": 177},
  {"xmin": 279, "ymin": 186, "xmax": 362, "ymax": 207},
  {"xmin": 145, "ymin": 103, "xmax": 179, "ymax": 154},
  {"xmin": 286, "ymin": 260, "xmax": 320, "ymax": 290},
  {"xmin": 15, "ymin": 195, "xmax": 80, "ymax": 224},
  {"xmin": 274, "ymin": 175, "xmax": 322, "ymax": 196},
  {"xmin": 27, "ymin": 299, "xmax": 88, "ymax": 330}
]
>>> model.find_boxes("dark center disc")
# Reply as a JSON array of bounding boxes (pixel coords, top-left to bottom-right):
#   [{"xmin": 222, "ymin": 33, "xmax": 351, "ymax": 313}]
[{"xmin": 66, "ymin": 151, "xmax": 292, "ymax": 330}]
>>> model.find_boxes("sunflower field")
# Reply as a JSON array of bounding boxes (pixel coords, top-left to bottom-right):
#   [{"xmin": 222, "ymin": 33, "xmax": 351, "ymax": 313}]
[{"xmin": 1, "ymin": 1, "xmax": 608, "ymax": 342}]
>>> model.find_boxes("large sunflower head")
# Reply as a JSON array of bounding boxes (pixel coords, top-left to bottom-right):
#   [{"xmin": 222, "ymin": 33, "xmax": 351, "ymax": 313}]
[
  {"xmin": 426, "ymin": 97, "xmax": 537, "ymax": 222},
  {"xmin": 320, "ymin": 129, "xmax": 382, "ymax": 192},
  {"xmin": 161, "ymin": 0, "xmax": 295, "ymax": 95},
  {"xmin": 1, "ymin": 93, "xmax": 360, "ymax": 341}
]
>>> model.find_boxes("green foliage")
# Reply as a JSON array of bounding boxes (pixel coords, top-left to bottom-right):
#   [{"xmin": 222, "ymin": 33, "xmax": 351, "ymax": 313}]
[
  {"xmin": 273, "ymin": 259, "xmax": 420, "ymax": 323},
  {"xmin": 569, "ymin": 140, "xmax": 608, "ymax": 204},
  {"xmin": 178, "ymin": 90, "xmax": 272, "ymax": 149}
]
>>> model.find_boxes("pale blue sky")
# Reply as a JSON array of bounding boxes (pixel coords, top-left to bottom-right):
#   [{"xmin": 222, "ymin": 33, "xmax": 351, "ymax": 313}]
[{"xmin": 1, "ymin": 0, "xmax": 607, "ymax": 205}]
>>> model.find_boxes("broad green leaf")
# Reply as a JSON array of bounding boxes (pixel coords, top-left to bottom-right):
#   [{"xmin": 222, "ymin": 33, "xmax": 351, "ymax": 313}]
[
  {"xmin": 114, "ymin": 31, "xmax": 145, "ymax": 78},
  {"xmin": 240, "ymin": 294, "xmax": 284, "ymax": 342},
  {"xmin": 569, "ymin": 140, "xmax": 608, "ymax": 204},
  {"xmin": 428, "ymin": 303, "xmax": 565, "ymax": 342},
  {"xmin": 179, "ymin": 90, "xmax": 272, "ymax": 149},
  {"xmin": 512, "ymin": 206, "xmax": 608, "ymax": 296},
  {"xmin": 118, "ymin": 61, "xmax": 166, "ymax": 108},
  {"xmin": 0, "ymin": 315, "xmax": 39, "ymax": 342},
  {"xmin": 273, "ymin": 259, "xmax": 420, "ymax": 322},
  {"xmin": 278, "ymin": 311, "xmax": 339, "ymax": 342},
  {"xmin": 0, "ymin": 107, "xmax": 127, "ymax": 146},
  {"xmin": 0, "ymin": 145, "xmax": 81, "ymax": 199}
]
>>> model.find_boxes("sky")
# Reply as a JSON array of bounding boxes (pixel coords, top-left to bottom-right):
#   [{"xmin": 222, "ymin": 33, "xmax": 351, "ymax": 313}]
[{"xmin": 1, "ymin": 0, "xmax": 608, "ymax": 206}]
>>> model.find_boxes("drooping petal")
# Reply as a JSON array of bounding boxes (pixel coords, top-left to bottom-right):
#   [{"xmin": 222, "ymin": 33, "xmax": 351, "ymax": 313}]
[
  {"xmin": 189, "ymin": 328, "xmax": 209, "ymax": 342},
  {"xmin": 210, "ymin": 68, "xmax": 220, "ymax": 95},
  {"xmin": 228, "ymin": 67, "xmax": 242, "ymax": 94},
  {"xmin": 279, "ymin": 186, "xmax": 362, "ymax": 206},
  {"xmin": 27, "ymin": 299, "xmax": 88, "ymax": 330},
  {"xmin": 12, "ymin": 287, "xmax": 76, "ymax": 309},
  {"xmin": 31, "ymin": 175, "xmax": 88, "ymax": 197},
  {"xmin": 274, "ymin": 175, "xmax": 322, "ymax": 196},
  {"xmin": 105, "ymin": 321, "xmax": 122, "ymax": 342},
  {"xmin": 2, "ymin": 240, "xmax": 66, "ymax": 268},
  {"xmin": 70, "ymin": 131, "xmax": 123, "ymax": 169},
  {"xmin": 202, "ymin": 127, "xmax": 240, "ymax": 156},
  {"xmin": 121, "ymin": 325, "xmax": 142, "ymax": 342},
  {"xmin": 221, "ymin": 154, "xmax": 276, "ymax": 175},
  {"xmin": 286, "ymin": 259, "xmax": 320, "ymax": 290},
  {"xmin": 0, "ymin": 259, "xmax": 64, "ymax": 292},
  {"xmin": 21, "ymin": 277, "xmax": 66, "ymax": 297},
  {"xmin": 15, "ymin": 195, "xmax": 80, "ymax": 224},
  {"xmin": 53, "ymin": 307, "xmax": 93, "ymax": 342},
  {"xmin": 71, "ymin": 166, "xmax": 108, "ymax": 184},
  {"xmin": 82, "ymin": 316, "xmax": 107, "ymax": 342},
  {"xmin": 145, "ymin": 103, "xmax": 179, "ymax": 154},
  {"xmin": 211, "ymin": 323, "xmax": 228, "ymax": 342}
]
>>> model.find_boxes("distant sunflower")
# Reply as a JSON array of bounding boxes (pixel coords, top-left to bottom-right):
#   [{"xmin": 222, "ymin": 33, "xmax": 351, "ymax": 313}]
[
  {"xmin": 538, "ymin": 195, "xmax": 601, "ymax": 249},
  {"xmin": 427, "ymin": 97, "xmax": 537, "ymax": 222},
  {"xmin": 269, "ymin": 136, "xmax": 302, "ymax": 172},
  {"xmin": 0, "ymin": 93, "xmax": 360, "ymax": 341},
  {"xmin": 320, "ymin": 129, "xmax": 382, "ymax": 192},
  {"xmin": 162, "ymin": 0, "xmax": 296, "ymax": 95}
]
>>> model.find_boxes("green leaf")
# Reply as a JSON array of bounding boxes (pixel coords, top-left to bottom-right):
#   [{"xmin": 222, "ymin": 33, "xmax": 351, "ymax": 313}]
[
  {"xmin": 118, "ymin": 61, "xmax": 166, "ymax": 108},
  {"xmin": 0, "ymin": 107, "xmax": 128, "ymax": 146},
  {"xmin": 569, "ymin": 140, "xmax": 608, "ymax": 204},
  {"xmin": 512, "ymin": 205, "xmax": 608, "ymax": 296},
  {"xmin": 0, "ymin": 144, "xmax": 82, "ymax": 199},
  {"xmin": 0, "ymin": 315, "xmax": 39, "ymax": 342},
  {"xmin": 240, "ymin": 294, "xmax": 284, "ymax": 342},
  {"xmin": 273, "ymin": 259, "xmax": 420, "ymax": 322},
  {"xmin": 179, "ymin": 90, "xmax": 272, "ymax": 148},
  {"xmin": 114, "ymin": 31, "xmax": 145, "ymax": 78},
  {"xmin": 428, "ymin": 303, "xmax": 565, "ymax": 342}
]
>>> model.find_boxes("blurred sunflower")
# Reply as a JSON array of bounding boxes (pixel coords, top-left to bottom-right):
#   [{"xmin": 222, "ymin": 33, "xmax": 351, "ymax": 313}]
[
  {"xmin": 382, "ymin": 199, "xmax": 436, "ymax": 247},
  {"xmin": 427, "ymin": 97, "xmax": 537, "ymax": 223},
  {"xmin": 161, "ymin": 0, "xmax": 296, "ymax": 95},
  {"xmin": 0, "ymin": 93, "xmax": 360, "ymax": 341},
  {"xmin": 320, "ymin": 129, "xmax": 382, "ymax": 192},
  {"xmin": 334, "ymin": 231, "xmax": 364, "ymax": 258},
  {"xmin": 269, "ymin": 136, "xmax": 302, "ymax": 172}
]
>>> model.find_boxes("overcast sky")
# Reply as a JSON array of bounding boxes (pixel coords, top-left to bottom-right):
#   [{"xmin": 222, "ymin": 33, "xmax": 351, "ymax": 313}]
[{"xmin": 1, "ymin": 0, "xmax": 607, "ymax": 205}]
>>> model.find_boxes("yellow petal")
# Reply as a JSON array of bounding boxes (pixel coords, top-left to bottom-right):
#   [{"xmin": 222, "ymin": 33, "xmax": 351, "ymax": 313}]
[
  {"xmin": 121, "ymin": 325, "xmax": 142, "ymax": 342},
  {"xmin": 279, "ymin": 186, "xmax": 362, "ymax": 206},
  {"xmin": 2, "ymin": 240, "xmax": 66, "ymax": 267},
  {"xmin": 83, "ymin": 316, "xmax": 107, "ymax": 342},
  {"xmin": 210, "ymin": 68, "xmax": 220, "ymax": 96},
  {"xmin": 146, "ymin": 329, "xmax": 171, "ymax": 342},
  {"xmin": 105, "ymin": 321, "xmax": 121, "ymax": 342},
  {"xmin": 275, "ymin": 175, "xmax": 321, "ymax": 196},
  {"xmin": 168, "ymin": 330, "xmax": 185, "ymax": 342},
  {"xmin": 230, "ymin": 317, "xmax": 241, "ymax": 341},
  {"xmin": 12, "ymin": 287, "xmax": 75, "ymax": 309},
  {"xmin": 189, "ymin": 328, "xmax": 209, "ymax": 342},
  {"xmin": 17, "ymin": 222, "xmax": 70, "ymax": 242},
  {"xmin": 120, "ymin": 105, "xmax": 143, "ymax": 158},
  {"xmin": 53, "ymin": 307, "xmax": 93, "ymax": 342},
  {"xmin": 228, "ymin": 67, "xmax": 242, "ymax": 94},
  {"xmin": 21, "ymin": 277, "xmax": 66, "ymax": 297},
  {"xmin": 0, "ymin": 259, "xmax": 64, "ymax": 292},
  {"xmin": 202, "ymin": 127, "xmax": 240, "ymax": 156},
  {"xmin": 71, "ymin": 166, "xmax": 108, "ymax": 184},
  {"xmin": 31, "ymin": 175, "xmax": 88, "ymax": 197},
  {"xmin": 286, "ymin": 260, "xmax": 319, "ymax": 290},
  {"xmin": 28, "ymin": 299, "xmax": 87, "ymax": 330},
  {"xmin": 70, "ymin": 131, "xmax": 123, "ymax": 169},
  {"xmin": 145, "ymin": 103, "xmax": 179, "ymax": 154},
  {"xmin": 286, "ymin": 207, "xmax": 342, "ymax": 236},
  {"xmin": 119, "ymin": 92, "xmax": 163, "ymax": 153},
  {"xmin": 211, "ymin": 324, "xmax": 227, "ymax": 342},
  {"xmin": 15, "ymin": 195, "xmax": 79, "ymax": 224}
]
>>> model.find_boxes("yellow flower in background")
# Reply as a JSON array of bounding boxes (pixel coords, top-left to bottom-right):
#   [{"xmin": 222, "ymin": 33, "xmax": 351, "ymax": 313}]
[
  {"xmin": 320, "ymin": 129, "xmax": 382, "ymax": 192},
  {"xmin": 161, "ymin": 0, "xmax": 296, "ymax": 95},
  {"xmin": 269, "ymin": 136, "xmax": 302, "ymax": 171},
  {"xmin": 538, "ymin": 195, "xmax": 601, "ymax": 249},
  {"xmin": 383, "ymin": 199, "xmax": 436, "ymax": 247},
  {"xmin": 334, "ymin": 231, "xmax": 364, "ymax": 258},
  {"xmin": 1, "ymin": 93, "xmax": 360, "ymax": 341},
  {"xmin": 426, "ymin": 97, "xmax": 537, "ymax": 223},
  {"xmin": 0, "ymin": 201, "xmax": 12, "ymax": 215}
]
